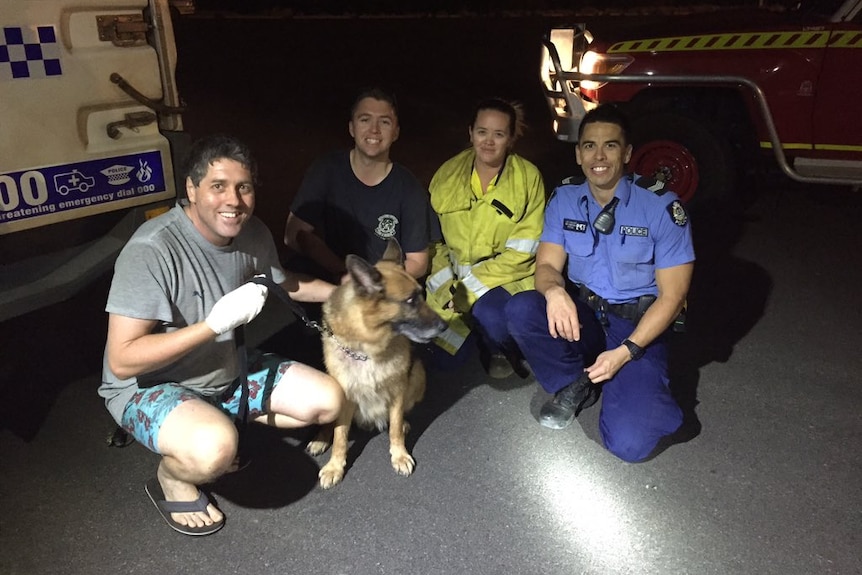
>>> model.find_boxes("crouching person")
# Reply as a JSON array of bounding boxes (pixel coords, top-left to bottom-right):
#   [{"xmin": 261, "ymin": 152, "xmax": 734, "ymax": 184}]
[
  {"xmin": 99, "ymin": 135, "xmax": 344, "ymax": 535},
  {"xmin": 505, "ymin": 104, "xmax": 695, "ymax": 462}
]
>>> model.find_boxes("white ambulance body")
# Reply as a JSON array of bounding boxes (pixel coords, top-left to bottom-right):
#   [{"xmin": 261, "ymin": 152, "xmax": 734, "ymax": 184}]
[{"xmin": 0, "ymin": 0, "xmax": 187, "ymax": 320}]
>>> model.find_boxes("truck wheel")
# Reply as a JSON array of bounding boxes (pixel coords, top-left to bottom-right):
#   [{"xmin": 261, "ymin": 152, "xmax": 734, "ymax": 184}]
[{"xmin": 629, "ymin": 113, "xmax": 735, "ymax": 208}]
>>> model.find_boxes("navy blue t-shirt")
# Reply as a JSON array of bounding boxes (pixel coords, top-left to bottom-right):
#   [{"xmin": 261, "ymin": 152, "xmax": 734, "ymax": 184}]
[{"xmin": 291, "ymin": 150, "xmax": 440, "ymax": 263}]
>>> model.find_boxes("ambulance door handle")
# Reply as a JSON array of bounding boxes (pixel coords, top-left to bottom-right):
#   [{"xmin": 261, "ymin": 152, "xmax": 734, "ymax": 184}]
[
  {"xmin": 110, "ymin": 73, "xmax": 186, "ymax": 115},
  {"xmin": 107, "ymin": 111, "xmax": 157, "ymax": 139}
]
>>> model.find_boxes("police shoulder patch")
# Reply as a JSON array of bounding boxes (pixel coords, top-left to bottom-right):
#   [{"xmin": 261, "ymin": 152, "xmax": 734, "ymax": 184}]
[{"xmin": 667, "ymin": 200, "xmax": 688, "ymax": 227}]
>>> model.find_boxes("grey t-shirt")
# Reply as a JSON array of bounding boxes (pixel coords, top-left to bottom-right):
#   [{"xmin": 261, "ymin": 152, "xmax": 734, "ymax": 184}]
[{"xmin": 99, "ymin": 203, "xmax": 286, "ymax": 423}]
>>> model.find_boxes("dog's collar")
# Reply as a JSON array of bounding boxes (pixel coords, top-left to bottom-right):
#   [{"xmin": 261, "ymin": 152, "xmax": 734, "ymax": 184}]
[
  {"xmin": 321, "ymin": 321, "xmax": 369, "ymax": 361},
  {"xmin": 248, "ymin": 275, "xmax": 369, "ymax": 361}
]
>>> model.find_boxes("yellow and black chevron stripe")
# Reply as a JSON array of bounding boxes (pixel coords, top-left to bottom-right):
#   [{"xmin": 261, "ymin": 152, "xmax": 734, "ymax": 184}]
[{"xmin": 608, "ymin": 30, "xmax": 862, "ymax": 53}]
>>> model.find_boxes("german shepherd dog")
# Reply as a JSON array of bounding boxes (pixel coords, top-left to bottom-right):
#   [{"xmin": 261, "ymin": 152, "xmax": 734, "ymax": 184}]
[{"xmin": 307, "ymin": 239, "xmax": 446, "ymax": 489}]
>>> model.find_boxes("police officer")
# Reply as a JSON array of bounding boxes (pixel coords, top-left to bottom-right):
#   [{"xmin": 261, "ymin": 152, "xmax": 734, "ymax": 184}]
[{"xmin": 505, "ymin": 104, "xmax": 695, "ymax": 463}]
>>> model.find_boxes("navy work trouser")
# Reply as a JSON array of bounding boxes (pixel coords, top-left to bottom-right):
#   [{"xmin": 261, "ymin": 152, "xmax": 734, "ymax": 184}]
[
  {"xmin": 472, "ymin": 286, "xmax": 520, "ymax": 357},
  {"xmin": 505, "ymin": 290, "xmax": 683, "ymax": 462}
]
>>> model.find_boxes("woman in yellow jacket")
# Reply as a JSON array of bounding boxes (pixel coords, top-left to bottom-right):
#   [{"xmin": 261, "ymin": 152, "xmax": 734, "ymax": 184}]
[{"xmin": 425, "ymin": 98, "xmax": 546, "ymax": 378}]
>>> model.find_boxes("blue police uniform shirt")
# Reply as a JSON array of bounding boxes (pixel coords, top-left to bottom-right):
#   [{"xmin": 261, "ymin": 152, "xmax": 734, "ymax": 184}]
[{"xmin": 541, "ymin": 176, "xmax": 695, "ymax": 303}]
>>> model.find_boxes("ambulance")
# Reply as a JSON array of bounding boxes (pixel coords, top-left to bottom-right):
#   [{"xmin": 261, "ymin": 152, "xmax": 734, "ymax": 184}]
[{"xmin": 0, "ymin": 0, "xmax": 187, "ymax": 321}]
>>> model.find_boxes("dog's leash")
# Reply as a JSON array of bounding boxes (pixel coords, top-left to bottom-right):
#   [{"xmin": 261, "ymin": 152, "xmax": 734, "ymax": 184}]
[
  {"xmin": 250, "ymin": 275, "xmax": 320, "ymax": 332},
  {"xmin": 229, "ymin": 275, "xmax": 366, "ymax": 467},
  {"xmin": 250, "ymin": 275, "xmax": 368, "ymax": 361},
  {"xmin": 233, "ymin": 323, "xmax": 251, "ymax": 467}
]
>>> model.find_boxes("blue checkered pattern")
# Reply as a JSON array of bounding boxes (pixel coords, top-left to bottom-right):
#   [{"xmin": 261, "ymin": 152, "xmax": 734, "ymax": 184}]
[{"xmin": 0, "ymin": 26, "xmax": 62, "ymax": 81}]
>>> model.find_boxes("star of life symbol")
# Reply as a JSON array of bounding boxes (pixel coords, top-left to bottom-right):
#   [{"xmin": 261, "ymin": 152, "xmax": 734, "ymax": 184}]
[
  {"xmin": 137, "ymin": 159, "xmax": 153, "ymax": 183},
  {"xmin": 375, "ymin": 214, "xmax": 399, "ymax": 239}
]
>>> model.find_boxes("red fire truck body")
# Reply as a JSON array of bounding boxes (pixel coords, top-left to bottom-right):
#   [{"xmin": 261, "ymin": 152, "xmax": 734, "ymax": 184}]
[{"xmin": 542, "ymin": 0, "xmax": 862, "ymax": 205}]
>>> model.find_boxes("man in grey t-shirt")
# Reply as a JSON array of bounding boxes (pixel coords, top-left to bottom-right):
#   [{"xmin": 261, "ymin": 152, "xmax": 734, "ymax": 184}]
[{"xmin": 100, "ymin": 135, "xmax": 344, "ymax": 536}]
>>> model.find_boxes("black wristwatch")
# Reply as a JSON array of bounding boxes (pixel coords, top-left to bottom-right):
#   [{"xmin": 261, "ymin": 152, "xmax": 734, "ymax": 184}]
[{"xmin": 622, "ymin": 339, "xmax": 645, "ymax": 361}]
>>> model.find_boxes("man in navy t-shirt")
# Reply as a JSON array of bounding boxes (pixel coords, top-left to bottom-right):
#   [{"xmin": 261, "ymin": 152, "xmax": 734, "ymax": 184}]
[{"xmin": 284, "ymin": 87, "xmax": 439, "ymax": 283}]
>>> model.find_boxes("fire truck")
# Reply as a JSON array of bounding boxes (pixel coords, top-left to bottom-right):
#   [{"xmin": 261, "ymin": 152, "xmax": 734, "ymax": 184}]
[
  {"xmin": 0, "ymin": 0, "xmax": 187, "ymax": 321},
  {"xmin": 541, "ymin": 0, "xmax": 862, "ymax": 207}
]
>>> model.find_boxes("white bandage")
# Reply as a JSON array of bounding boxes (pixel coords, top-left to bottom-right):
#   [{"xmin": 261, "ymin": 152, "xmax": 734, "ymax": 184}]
[{"xmin": 205, "ymin": 280, "xmax": 268, "ymax": 335}]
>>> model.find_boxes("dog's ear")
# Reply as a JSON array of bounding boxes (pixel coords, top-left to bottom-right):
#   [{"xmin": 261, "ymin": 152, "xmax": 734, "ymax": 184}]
[
  {"xmin": 380, "ymin": 238, "xmax": 404, "ymax": 268},
  {"xmin": 346, "ymin": 254, "xmax": 385, "ymax": 296}
]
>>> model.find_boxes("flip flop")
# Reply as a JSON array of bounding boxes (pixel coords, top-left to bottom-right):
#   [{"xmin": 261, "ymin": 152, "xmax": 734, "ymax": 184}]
[{"xmin": 145, "ymin": 478, "xmax": 224, "ymax": 536}]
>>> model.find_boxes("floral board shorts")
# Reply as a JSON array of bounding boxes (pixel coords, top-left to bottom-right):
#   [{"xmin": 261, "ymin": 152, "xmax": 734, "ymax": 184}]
[{"xmin": 120, "ymin": 353, "xmax": 295, "ymax": 453}]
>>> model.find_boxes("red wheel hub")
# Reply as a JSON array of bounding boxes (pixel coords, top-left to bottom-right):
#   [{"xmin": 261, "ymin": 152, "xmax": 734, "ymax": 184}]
[{"xmin": 630, "ymin": 140, "xmax": 699, "ymax": 204}]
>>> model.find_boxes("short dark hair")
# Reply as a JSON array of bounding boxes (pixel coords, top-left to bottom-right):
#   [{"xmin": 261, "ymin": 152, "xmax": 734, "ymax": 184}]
[
  {"xmin": 184, "ymin": 134, "xmax": 258, "ymax": 187},
  {"xmin": 578, "ymin": 104, "xmax": 631, "ymax": 146},
  {"xmin": 471, "ymin": 97, "xmax": 526, "ymax": 139},
  {"xmin": 350, "ymin": 87, "xmax": 399, "ymax": 120}
]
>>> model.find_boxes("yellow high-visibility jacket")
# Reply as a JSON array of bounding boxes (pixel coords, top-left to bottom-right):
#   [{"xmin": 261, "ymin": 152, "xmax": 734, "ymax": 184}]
[{"xmin": 426, "ymin": 149, "xmax": 546, "ymax": 354}]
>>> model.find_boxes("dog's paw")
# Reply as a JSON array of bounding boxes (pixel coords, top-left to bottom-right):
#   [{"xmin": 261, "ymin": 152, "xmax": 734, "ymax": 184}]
[
  {"xmin": 390, "ymin": 451, "xmax": 416, "ymax": 477},
  {"xmin": 306, "ymin": 439, "xmax": 331, "ymax": 456},
  {"xmin": 318, "ymin": 463, "xmax": 345, "ymax": 489}
]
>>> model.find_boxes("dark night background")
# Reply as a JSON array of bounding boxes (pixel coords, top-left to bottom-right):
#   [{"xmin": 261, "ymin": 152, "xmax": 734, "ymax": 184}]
[{"xmin": 2, "ymin": 4, "xmax": 860, "ymax": 574}]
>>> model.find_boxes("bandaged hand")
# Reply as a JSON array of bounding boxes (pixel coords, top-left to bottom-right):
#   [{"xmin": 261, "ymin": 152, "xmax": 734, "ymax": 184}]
[{"xmin": 205, "ymin": 279, "xmax": 269, "ymax": 335}]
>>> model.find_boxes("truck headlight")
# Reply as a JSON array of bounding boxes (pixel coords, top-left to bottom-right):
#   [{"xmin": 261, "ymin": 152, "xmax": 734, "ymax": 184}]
[{"xmin": 579, "ymin": 51, "xmax": 634, "ymax": 91}]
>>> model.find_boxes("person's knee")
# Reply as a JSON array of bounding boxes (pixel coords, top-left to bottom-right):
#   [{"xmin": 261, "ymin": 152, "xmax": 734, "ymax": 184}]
[
  {"xmin": 504, "ymin": 291, "xmax": 529, "ymax": 319},
  {"xmin": 315, "ymin": 378, "xmax": 345, "ymax": 424},
  {"xmin": 505, "ymin": 291, "xmax": 541, "ymax": 324},
  {"xmin": 473, "ymin": 294, "xmax": 510, "ymax": 346},
  {"xmin": 299, "ymin": 368, "xmax": 345, "ymax": 425},
  {"xmin": 174, "ymin": 420, "xmax": 239, "ymax": 474},
  {"xmin": 505, "ymin": 292, "xmax": 548, "ymax": 341},
  {"xmin": 604, "ymin": 434, "xmax": 656, "ymax": 463},
  {"xmin": 157, "ymin": 398, "xmax": 238, "ymax": 469},
  {"xmin": 601, "ymin": 414, "xmax": 682, "ymax": 463},
  {"xmin": 471, "ymin": 294, "xmax": 496, "ymax": 326},
  {"xmin": 268, "ymin": 363, "xmax": 345, "ymax": 425}
]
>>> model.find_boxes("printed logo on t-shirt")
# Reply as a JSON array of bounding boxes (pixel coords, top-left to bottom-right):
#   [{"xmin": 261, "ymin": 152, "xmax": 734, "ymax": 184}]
[{"xmin": 375, "ymin": 214, "xmax": 399, "ymax": 239}]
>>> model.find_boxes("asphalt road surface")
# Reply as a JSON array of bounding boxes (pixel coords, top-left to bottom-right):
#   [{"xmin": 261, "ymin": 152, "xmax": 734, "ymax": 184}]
[{"xmin": 2, "ymin": 13, "xmax": 861, "ymax": 575}]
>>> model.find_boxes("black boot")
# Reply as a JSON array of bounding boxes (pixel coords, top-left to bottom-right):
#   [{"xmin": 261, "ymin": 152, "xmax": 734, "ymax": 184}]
[{"xmin": 539, "ymin": 373, "xmax": 600, "ymax": 430}]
